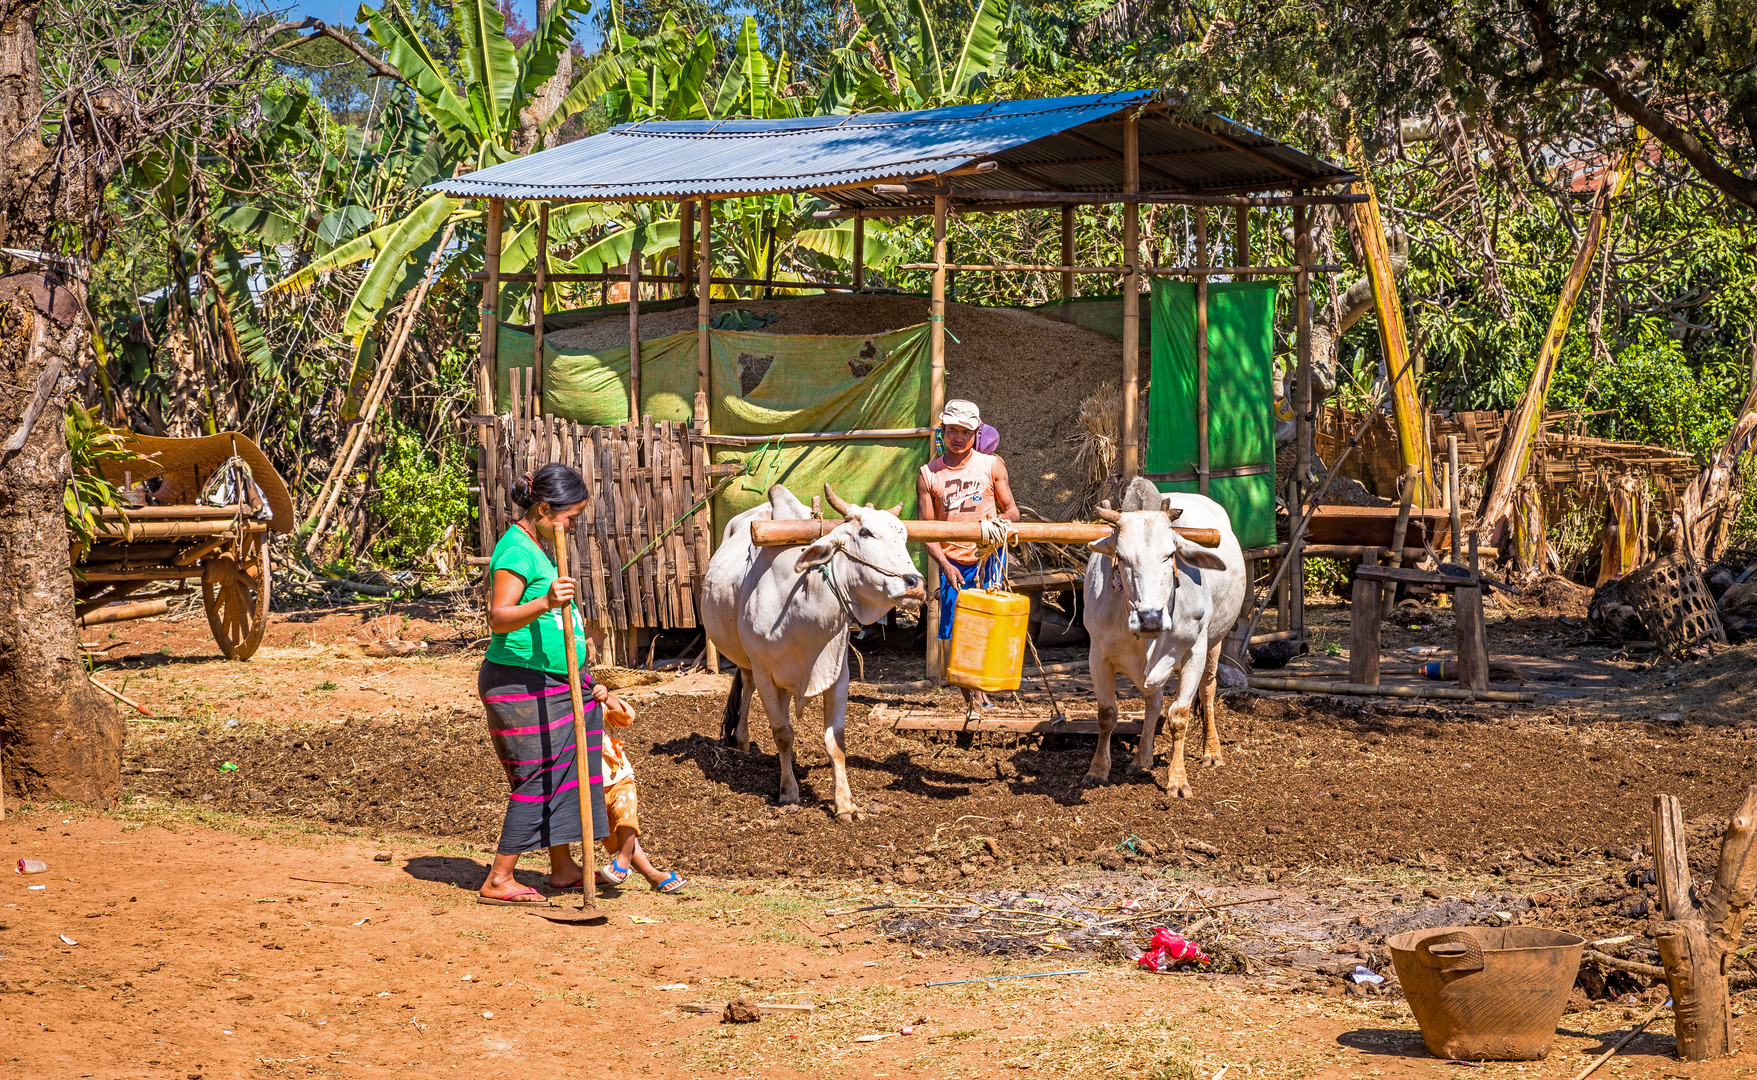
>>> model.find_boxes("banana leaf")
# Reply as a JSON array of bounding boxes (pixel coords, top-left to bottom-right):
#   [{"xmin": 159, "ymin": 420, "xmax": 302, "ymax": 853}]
[
  {"xmin": 342, "ymin": 192, "xmax": 461, "ymax": 345},
  {"xmin": 950, "ymin": 0, "xmax": 1010, "ymax": 97}
]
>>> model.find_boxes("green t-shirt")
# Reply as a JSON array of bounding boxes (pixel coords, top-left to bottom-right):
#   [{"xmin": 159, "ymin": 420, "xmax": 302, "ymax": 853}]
[{"xmin": 485, "ymin": 526, "xmax": 590, "ymax": 676}]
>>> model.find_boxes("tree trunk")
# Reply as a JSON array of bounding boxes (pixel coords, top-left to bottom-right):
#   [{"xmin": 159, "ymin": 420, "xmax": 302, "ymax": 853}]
[
  {"xmin": 1, "ymin": 0, "xmax": 127, "ymax": 808},
  {"xmin": 0, "ymin": 272, "xmax": 124, "ymax": 808},
  {"xmin": 1649, "ymin": 788, "xmax": 1757, "ymax": 1061}
]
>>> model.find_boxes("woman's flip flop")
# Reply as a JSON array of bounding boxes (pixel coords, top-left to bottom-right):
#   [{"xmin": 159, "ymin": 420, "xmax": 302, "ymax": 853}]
[
  {"xmin": 477, "ymin": 886, "xmax": 548, "ymax": 906},
  {"xmin": 652, "ymin": 871, "xmax": 687, "ymax": 894}
]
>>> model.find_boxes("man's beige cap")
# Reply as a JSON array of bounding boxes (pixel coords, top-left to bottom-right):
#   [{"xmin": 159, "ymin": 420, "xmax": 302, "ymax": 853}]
[{"xmin": 939, "ymin": 399, "xmax": 981, "ymax": 430}]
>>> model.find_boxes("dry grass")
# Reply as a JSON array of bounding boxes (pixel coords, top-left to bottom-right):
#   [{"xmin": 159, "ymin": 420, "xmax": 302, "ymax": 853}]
[{"xmin": 1069, "ymin": 382, "xmax": 1122, "ymax": 518}]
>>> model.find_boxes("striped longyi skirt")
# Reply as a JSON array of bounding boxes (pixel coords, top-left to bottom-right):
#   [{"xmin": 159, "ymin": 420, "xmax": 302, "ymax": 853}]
[{"xmin": 479, "ymin": 659, "xmax": 608, "ymax": 855}]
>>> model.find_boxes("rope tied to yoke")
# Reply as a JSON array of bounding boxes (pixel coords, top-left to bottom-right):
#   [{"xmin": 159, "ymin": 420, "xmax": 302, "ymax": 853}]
[{"xmin": 973, "ymin": 516, "xmax": 1018, "ymax": 557}]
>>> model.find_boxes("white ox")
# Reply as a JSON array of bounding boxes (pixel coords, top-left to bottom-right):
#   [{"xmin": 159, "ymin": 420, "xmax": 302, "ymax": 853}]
[
  {"xmin": 1082, "ymin": 478, "xmax": 1247, "ymax": 797},
  {"xmin": 701, "ymin": 484, "xmax": 926, "ymax": 820}
]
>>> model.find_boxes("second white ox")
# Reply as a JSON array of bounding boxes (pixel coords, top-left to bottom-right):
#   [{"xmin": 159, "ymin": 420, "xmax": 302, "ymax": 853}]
[
  {"xmin": 701, "ymin": 484, "xmax": 926, "ymax": 820},
  {"xmin": 1082, "ymin": 478, "xmax": 1247, "ymax": 797}
]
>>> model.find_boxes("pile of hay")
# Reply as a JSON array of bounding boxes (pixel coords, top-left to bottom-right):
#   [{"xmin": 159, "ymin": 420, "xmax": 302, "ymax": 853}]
[{"xmin": 546, "ymin": 295, "xmax": 1139, "ymax": 516}]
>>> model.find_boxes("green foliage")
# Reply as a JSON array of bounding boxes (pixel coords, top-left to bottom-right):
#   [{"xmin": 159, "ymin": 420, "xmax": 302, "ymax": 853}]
[
  {"xmin": 366, "ymin": 416, "xmax": 474, "ymax": 570},
  {"xmin": 63, "ymin": 405, "xmax": 144, "ymax": 560}
]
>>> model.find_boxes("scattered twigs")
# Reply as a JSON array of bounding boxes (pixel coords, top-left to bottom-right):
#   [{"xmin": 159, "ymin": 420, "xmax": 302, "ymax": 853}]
[{"xmin": 1568, "ymin": 999, "xmax": 1670, "ymax": 1080}]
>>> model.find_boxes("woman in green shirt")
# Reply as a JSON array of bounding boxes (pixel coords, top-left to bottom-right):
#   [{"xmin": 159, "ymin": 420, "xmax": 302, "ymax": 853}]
[{"xmin": 476, "ymin": 463, "xmax": 607, "ymax": 905}]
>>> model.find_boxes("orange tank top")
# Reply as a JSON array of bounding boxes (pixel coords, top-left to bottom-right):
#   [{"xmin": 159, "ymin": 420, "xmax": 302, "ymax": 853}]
[{"xmin": 919, "ymin": 451, "xmax": 1001, "ymax": 565}]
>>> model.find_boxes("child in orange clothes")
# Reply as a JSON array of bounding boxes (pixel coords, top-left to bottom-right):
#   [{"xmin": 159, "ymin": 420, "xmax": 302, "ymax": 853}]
[{"xmin": 592, "ymin": 683, "xmax": 686, "ymax": 893}]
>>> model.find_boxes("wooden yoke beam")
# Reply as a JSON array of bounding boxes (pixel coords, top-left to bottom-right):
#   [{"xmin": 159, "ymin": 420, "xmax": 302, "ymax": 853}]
[{"xmin": 749, "ymin": 519, "xmax": 1223, "ymax": 549}]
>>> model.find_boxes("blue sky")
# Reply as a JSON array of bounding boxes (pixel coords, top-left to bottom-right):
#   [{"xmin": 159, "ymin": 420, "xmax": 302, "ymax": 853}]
[{"xmin": 277, "ymin": 1, "xmax": 602, "ymax": 50}]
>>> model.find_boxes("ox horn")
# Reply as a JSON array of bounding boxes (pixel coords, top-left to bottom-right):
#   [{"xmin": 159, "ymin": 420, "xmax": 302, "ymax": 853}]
[
  {"xmin": 1164, "ymin": 506, "xmax": 1184, "ymax": 523},
  {"xmin": 823, "ymin": 484, "xmax": 853, "ymax": 517},
  {"xmin": 885, "ymin": 502, "xmax": 903, "ymax": 516},
  {"xmin": 1096, "ymin": 505, "xmax": 1122, "ymax": 524}
]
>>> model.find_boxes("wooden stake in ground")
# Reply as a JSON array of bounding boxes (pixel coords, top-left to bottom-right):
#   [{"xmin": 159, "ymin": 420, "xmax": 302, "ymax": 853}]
[{"xmin": 1649, "ymin": 788, "xmax": 1757, "ymax": 1060}]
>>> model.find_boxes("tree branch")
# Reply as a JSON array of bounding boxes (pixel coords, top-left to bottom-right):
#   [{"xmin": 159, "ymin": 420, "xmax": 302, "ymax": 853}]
[
  {"xmin": 267, "ymin": 17, "xmax": 407, "ymax": 85},
  {"xmin": 1581, "ymin": 70, "xmax": 1757, "ymax": 210}
]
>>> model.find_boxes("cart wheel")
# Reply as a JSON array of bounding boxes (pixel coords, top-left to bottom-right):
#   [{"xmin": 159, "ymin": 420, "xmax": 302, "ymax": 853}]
[{"xmin": 202, "ymin": 532, "xmax": 270, "ymax": 660}]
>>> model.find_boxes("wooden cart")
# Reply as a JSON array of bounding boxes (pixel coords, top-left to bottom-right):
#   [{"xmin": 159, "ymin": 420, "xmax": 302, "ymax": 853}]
[{"xmin": 77, "ymin": 432, "xmax": 295, "ymax": 660}]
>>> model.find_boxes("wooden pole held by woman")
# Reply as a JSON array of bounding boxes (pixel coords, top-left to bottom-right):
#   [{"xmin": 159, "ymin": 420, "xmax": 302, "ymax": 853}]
[{"xmin": 554, "ymin": 535, "xmax": 598, "ymax": 915}]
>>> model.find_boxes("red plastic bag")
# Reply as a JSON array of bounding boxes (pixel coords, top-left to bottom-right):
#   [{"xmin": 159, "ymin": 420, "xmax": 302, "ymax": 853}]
[{"xmin": 1136, "ymin": 927, "xmax": 1209, "ymax": 972}]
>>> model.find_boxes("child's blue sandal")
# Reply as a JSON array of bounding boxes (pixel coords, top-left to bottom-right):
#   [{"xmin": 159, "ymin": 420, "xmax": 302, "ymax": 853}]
[
  {"xmin": 596, "ymin": 859, "xmax": 631, "ymax": 887},
  {"xmin": 652, "ymin": 870, "xmax": 687, "ymax": 894}
]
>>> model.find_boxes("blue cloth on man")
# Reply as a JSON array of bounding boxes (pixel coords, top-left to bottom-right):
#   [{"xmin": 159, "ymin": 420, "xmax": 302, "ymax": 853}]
[{"xmin": 937, "ymin": 549, "xmax": 1008, "ymax": 640}]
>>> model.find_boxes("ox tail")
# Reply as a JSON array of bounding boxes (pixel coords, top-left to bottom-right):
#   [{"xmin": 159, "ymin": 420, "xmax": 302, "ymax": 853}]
[{"xmin": 720, "ymin": 666, "xmax": 744, "ymax": 746}]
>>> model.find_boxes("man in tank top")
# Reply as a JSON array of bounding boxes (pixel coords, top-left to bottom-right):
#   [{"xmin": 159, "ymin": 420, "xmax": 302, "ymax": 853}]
[{"xmin": 917, "ymin": 399, "xmax": 1019, "ymax": 713}]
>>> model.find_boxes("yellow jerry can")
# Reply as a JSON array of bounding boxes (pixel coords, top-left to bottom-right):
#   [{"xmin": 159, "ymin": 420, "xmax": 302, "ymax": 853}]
[{"xmin": 945, "ymin": 588, "xmax": 1032, "ymax": 692}]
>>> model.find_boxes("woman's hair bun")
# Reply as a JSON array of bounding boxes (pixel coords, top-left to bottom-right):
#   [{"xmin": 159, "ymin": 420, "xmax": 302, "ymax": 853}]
[
  {"xmin": 509, "ymin": 462, "xmax": 589, "ymax": 513},
  {"xmin": 508, "ymin": 472, "xmax": 537, "ymax": 509}
]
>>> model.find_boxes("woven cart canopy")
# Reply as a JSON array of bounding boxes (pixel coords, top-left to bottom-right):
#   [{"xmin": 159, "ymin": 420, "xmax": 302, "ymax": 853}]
[{"xmin": 98, "ymin": 431, "xmax": 296, "ymax": 534}]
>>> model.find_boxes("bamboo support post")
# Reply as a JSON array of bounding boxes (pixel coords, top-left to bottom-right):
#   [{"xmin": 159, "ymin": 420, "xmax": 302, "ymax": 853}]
[
  {"xmin": 627, "ymin": 239, "xmax": 642, "ymax": 421},
  {"xmin": 1195, "ymin": 208, "xmax": 1210, "ymax": 495},
  {"xmin": 479, "ymin": 199, "xmax": 504, "ymax": 557},
  {"xmin": 749, "ymin": 519, "xmax": 1222, "ymax": 547},
  {"xmin": 533, "ymin": 204, "xmax": 548, "ymax": 406},
  {"xmin": 1120, "ymin": 108, "xmax": 1141, "ymax": 479},
  {"xmin": 1447, "ymin": 435, "xmax": 1463, "ymax": 562},
  {"xmin": 1648, "ymin": 787, "xmax": 1757, "ymax": 1061},
  {"xmin": 926, "ymin": 194, "xmax": 950, "ymax": 679},
  {"xmin": 696, "ymin": 198, "xmax": 717, "ymax": 674},
  {"xmin": 1060, "ymin": 205, "xmax": 1075, "ymax": 313},
  {"xmin": 678, "ymin": 200, "xmax": 694, "ymax": 298},
  {"xmin": 1291, "ymin": 201, "xmax": 1313, "ymax": 635},
  {"xmin": 1234, "ymin": 205, "xmax": 1251, "ymax": 281},
  {"xmin": 696, "ymin": 198, "xmax": 712, "ymax": 425},
  {"xmin": 1349, "ymin": 573, "xmax": 1383, "ymax": 685},
  {"xmin": 852, "ymin": 216, "xmax": 865, "ymax": 291},
  {"xmin": 1382, "ymin": 464, "xmax": 1420, "ymax": 618}
]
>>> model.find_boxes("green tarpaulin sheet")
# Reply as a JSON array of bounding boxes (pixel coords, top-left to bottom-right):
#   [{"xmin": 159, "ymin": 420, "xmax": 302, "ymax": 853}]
[
  {"xmin": 1145, "ymin": 279, "xmax": 1279, "ymax": 548},
  {"xmin": 495, "ymin": 315, "xmax": 932, "ymax": 550}
]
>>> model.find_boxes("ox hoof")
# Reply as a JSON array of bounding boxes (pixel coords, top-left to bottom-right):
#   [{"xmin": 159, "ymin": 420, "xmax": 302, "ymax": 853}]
[
  {"xmin": 1164, "ymin": 777, "xmax": 1194, "ymax": 799},
  {"xmin": 1202, "ymin": 752, "xmax": 1225, "ymax": 768},
  {"xmin": 1078, "ymin": 771, "xmax": 1110, "ymax": 789},
  {"xmin": 1125, "ymin": 764, "xmax": 1156, "ymax": 782},
  {"xmin": 834, "ymin": 811, "xmax": 855, "ymax": 825}
]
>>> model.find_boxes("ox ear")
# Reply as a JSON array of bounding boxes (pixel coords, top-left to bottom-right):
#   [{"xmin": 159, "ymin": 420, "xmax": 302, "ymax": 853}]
[
  {"xmin": 1088, "ymin": 531, "xmax": 1117, "ymax": 556},
  {"xmin": 796, "ymin": 537, "xmax": 837, "ymax": 573},
  {"xmin": 1172, "ymin": 532, "xmax": 1226, "ymax": 571}
]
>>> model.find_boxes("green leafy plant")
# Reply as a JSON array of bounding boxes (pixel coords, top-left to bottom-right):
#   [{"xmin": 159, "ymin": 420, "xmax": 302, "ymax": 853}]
[
  {"xmin": 64, "ymin": 404, "xmax": 146, "ymax": 560},
  {"xmin": 367, "ymin": 415, "xmax": 473, "ymax": 571}
]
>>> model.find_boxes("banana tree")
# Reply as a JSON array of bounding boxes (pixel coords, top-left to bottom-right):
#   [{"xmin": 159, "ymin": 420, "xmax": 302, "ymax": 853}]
[
  {"xmin": 268, "ymin": 0, "xmax": 671, "ymax": 347},
  {"xmin": 590, "ymin": 11, "xmax": 901, "ymax": 294},
  {"xmin": 817, "ymin": 0, "xmax": 1014, "ymax": 114}
]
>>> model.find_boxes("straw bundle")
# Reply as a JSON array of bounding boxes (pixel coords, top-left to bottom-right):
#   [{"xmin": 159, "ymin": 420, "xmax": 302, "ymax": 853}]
[{"xmin": 1069, "ymin": 382, "xmax": 1121, "ymax": 517}]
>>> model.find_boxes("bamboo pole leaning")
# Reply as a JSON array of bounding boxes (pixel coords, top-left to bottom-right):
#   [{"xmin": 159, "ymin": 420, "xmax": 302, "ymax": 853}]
[{"xmin": 304, "ymin": 219, "xmax": 460, "ymax": 557}]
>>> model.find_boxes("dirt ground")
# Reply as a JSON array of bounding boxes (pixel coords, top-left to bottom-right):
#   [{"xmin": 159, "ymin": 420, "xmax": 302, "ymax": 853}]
[{"xmin": 11, "ymin": 588, "xmax": 1757, "ymax": 1076}]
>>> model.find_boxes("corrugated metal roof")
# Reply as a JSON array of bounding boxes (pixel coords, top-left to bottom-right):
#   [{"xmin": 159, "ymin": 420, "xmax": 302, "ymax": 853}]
[{"xmin": 430, "ymin": 92, "xmax": 1353, "ymax": 203}]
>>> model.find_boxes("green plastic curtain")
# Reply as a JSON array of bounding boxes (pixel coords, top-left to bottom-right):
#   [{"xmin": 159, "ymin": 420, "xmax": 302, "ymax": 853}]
[{"xmin": 1145, "ymin": 279, "xmax": 1279, "ymax": 548}]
